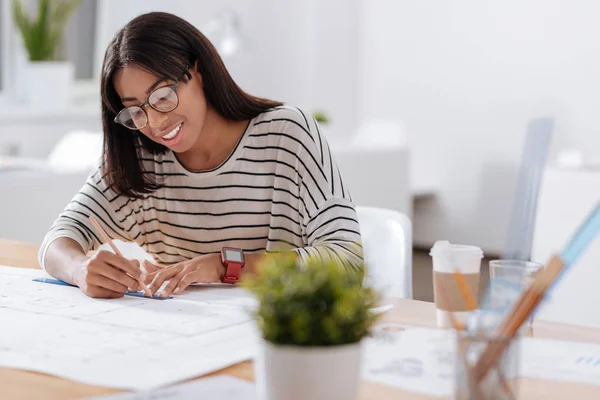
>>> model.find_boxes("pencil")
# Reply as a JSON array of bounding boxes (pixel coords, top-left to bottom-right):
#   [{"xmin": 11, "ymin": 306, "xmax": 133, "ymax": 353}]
[
  {"xmin": 442, "ymin": 276, "xmax": 513, "ymax": 397},
  {"xmin": 474, "ymin": 254, "xmax": 565, "ymax": 381},
  {"xmin": 438, "ymin": 281, "xmax": 490, "ymax": 398},
  {"xmin": 437, "ymin": 279, "xmax": 464, "ymax": 331},
  {"xmin": 88, "ymin": 215, "xmax": 152, "ymax": 297},
  {"xmin": 452, "ymin": 269, "xmax": 478, "ymax": 311}
]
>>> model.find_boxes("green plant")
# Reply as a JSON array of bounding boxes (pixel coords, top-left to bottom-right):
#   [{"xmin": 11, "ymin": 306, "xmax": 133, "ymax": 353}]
[
  {"xmin": 12, "ymin": 0, "xmax": 83, "ymax": 61},
  {"xmin": 313, "ymin": 110, "xmax": 330, "ymax": 125},
  {"xmin": 242, "ymin": 252, "xmax": 380, "ymax": 347}
]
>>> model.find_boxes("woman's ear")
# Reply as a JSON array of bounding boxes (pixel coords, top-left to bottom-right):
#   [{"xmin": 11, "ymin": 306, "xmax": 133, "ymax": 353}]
[{"xmin": 190, "ymin": 64, "xmax": 203, "ymax": 88}]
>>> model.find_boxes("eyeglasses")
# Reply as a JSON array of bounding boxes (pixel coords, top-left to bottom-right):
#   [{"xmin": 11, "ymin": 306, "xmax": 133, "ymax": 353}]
[{"xmin": 113, "ymin": 80, "xmax": 181, "ymax": 130}]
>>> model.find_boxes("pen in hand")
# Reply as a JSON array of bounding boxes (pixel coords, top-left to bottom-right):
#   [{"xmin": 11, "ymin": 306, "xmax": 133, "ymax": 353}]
[{"xmin": 88, "ymin": 215, "xmax": 152, "ymax": 297}]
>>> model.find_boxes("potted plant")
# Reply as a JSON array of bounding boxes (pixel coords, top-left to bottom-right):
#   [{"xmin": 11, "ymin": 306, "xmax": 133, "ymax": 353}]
[
  {"xmin": 243, "ymin": 252, "xmax": 380, "ymax": 400},
  {"xmin": 12, "ymin": 0, "xmax": 82, "ymax": 108},
  {"xmin": 312, "ymin": 110, "xmax": 330, "ymax": 125}
]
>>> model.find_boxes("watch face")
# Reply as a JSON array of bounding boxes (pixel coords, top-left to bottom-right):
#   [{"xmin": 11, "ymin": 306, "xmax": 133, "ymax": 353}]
[{"xmin": 224, "ymin": 248, "xmax": 243, "ymax": 263}]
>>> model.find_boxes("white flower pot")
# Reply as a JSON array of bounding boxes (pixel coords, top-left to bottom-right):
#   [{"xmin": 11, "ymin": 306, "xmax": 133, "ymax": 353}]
[
  {"xmin": 24, "ymin": 61, "xmax": 74, "ymax": 109},
  {"xmin": 255, "ymin": 340, "xmax": 362, "ymax": 400}
]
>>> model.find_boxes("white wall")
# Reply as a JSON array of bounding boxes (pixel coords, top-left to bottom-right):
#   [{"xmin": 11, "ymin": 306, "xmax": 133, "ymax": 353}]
[
  {"xmin": 359, "ymin": 0, "xmax": 600, "ymax": 254},
  {"xmin": 96, "ymin": 0, "xmax": 308, "ymax": 105},
  {"xmin": 311, "ymin": 0, "xmax": 360, "ymax": 139}
]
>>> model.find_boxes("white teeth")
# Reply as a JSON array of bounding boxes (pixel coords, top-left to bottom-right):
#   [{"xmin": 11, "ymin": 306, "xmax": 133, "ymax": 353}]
[{"xmin": 162, "ymin": 124, "xmax": 181, "ymax": 140}]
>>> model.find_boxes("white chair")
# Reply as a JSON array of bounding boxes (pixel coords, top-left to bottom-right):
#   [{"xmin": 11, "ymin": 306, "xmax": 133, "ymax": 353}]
[{"xmin": 356, "ymin": 206, "xmax": 413, "ymax": 299}]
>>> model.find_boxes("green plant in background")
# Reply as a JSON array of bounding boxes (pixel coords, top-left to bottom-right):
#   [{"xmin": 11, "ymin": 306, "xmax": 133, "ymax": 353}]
[
  {"xmin": 12, "ymin": 0, "xmax": 83, "ymax": 61},
  {"xmin": 313, "ymin": 110, "xmax": 330, "ymax": 125},
  {"xmin": 242, "ymin": 252, "xmax": 380, "ymax": 346}
]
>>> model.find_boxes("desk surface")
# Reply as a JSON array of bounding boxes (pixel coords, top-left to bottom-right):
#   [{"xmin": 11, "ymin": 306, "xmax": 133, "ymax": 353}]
[{"xmin": 1, "ymin": 238, "xmax": 599, "ymax": 400}]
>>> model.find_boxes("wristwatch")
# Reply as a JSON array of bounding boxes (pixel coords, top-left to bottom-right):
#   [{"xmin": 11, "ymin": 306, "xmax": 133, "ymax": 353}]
[{"xmin": 221, "ymin": 247, "xmax": 245, "ymax": 284}]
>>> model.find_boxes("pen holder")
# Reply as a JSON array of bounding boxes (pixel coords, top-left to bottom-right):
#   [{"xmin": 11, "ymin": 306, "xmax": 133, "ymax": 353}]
[{"xmin": 455, "ymin": 331, "xmax": 520, "ymax": 400}]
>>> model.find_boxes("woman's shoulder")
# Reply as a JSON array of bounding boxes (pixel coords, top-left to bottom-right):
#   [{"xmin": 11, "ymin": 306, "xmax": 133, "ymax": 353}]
[{"xmin": 252, "ymin": 104, "xmax": 318, "ymax": 141}]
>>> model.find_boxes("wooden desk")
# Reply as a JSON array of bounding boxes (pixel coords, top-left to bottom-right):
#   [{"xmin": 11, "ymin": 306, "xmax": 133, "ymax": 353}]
[{"xmin": 1, "ymin": 238, "xmax": 599, "ymax": 400}]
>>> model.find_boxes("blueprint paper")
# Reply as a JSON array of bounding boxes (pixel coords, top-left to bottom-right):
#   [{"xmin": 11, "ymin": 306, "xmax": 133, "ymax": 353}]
[
  {"xmin": 362, "ymin": 324, "xmax": 600, "ymax": 397},
  {"xmin": 0, "ymin": 266, "xmax": 258, "ymax": 390},
  {"xmin": 177, "ymin": 283, "xmax": 257, "ymax": 309},
  {"xmin": 520, "ymin": 337, "xmax": 600, "ymax": 385},
  {"xmin": 362, "ymin": 325, "xmax": 455, "ymax": 397}
]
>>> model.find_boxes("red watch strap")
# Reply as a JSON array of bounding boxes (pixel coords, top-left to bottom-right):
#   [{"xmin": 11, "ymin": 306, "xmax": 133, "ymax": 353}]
[{"xmin": 222, "ymin": 261, "xmax": 243, "ymax": 284}]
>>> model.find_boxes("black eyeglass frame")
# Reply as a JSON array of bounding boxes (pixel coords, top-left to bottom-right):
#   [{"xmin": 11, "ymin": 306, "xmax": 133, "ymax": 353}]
[{"xmin": 113, "ymin": 80, "xmax": 182, "ymax": 131}]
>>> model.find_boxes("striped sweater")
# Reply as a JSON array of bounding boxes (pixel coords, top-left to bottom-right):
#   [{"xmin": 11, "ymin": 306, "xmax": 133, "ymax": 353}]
[{"xmin": 38, "ymin": 106, "xmax": 363, "ymax": 271}]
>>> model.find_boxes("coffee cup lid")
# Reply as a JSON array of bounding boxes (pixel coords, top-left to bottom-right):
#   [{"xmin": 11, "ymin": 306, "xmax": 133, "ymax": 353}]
[{"xmin": 429, "ymin": 240, "xmax": 483, "ymax": 259}]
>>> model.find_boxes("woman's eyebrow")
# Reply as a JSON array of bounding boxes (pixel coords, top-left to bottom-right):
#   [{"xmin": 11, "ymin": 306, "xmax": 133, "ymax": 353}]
[{"xmin": 120, "ymin": 78, "xmax": 167, "ymax": 102}]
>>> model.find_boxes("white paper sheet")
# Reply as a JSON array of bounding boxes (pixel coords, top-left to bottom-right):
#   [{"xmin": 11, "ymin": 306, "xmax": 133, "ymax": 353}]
[
  {"xmin": 521, "ymin": 337, "xmax": 600, "ymax": 385},
  {"xmin": 0, "ymin": 266, "xmax": 259, "ymax": 390},
  {"xmin": 81, "ymin": 376, "xmax": 257, "ymax": 399},
  {"xmin": 362, "ymin": 324, "xmax": 600, "ymax": 396},
  {"xmin": 362, "ymin": 324, "xmax": 455, "ymax": 397},
  {"xmin": 177, "ymin": 283, "xmax": 257, "ymax": 309}
]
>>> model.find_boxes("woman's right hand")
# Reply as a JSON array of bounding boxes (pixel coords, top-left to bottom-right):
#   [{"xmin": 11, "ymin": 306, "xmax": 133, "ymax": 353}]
[{"xmin": 74, "ymin": 250, "xmax": 144, "ymax": 298}]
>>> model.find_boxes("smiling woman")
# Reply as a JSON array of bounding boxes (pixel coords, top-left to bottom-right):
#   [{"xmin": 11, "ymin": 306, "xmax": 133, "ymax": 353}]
[{"xmin": 38, "ymin": 12, "xmax": 363, "ymax": 299}]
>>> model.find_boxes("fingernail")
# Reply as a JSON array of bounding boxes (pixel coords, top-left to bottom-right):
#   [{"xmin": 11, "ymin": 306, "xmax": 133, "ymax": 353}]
[{"xmin": 174, "ymin": 287, "xmax": 181, "ymax": 294}]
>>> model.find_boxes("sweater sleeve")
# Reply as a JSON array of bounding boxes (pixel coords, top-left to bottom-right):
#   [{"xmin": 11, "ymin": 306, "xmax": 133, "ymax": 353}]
[
  {"xmin": 38, "ymin": 164, "xmax": 136, "ymax": 269},
  {"xmin": 290, "ymin": 109, "xmax": 364, "ymax": 273}
]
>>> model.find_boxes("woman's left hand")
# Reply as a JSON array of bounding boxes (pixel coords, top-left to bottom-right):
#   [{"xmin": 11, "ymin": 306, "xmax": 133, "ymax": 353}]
[{"xmin": 146, "ymin": 254, "xmax": 225, "ymax": 297}]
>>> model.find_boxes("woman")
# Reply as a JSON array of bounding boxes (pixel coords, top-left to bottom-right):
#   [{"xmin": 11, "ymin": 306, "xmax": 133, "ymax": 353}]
[{"xmin": 39, "ymin": 12, "xmax": 362, "ymax": 299}]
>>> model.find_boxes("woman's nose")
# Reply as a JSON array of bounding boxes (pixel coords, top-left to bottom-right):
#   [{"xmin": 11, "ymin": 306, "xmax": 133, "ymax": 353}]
[{"xmin": 147, "ymin": 107, "xmax": 168, "ymax": 130}]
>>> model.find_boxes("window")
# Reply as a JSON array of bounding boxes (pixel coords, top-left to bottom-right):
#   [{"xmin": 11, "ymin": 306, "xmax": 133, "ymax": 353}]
[
  {"xmin": 0, "ymin": 3, "xmax": 3, "ymax": 91},
  {"xmin": 64, "ymin": 0, "xmax": 98, "ymax": 80},
  {"xmin": 0, "ymin": 0, "xmax": 10, "ymax": 92},
  {"xmin": 0, "ymin": 0, "xmax": 98, "ymax": 94}
]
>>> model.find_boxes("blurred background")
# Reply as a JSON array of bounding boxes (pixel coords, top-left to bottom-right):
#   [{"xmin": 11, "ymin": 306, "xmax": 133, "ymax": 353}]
[{"xmin": 1, "ymin": 1, "xmax": 600, "ymax": 315}]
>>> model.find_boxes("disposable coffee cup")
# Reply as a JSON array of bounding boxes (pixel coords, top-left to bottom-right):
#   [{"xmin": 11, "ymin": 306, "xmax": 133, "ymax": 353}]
[{"xmin": 430, "ymin": 241, "xmax": 483, "ymax": 328}]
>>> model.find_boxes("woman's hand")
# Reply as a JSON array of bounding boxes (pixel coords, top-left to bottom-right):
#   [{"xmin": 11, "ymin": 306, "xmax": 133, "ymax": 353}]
[
  {"xmin": 74, "ymin": 250, "xmax": 143, "ymax": 299},
  {"xmin": 141, "ymin": 259, "xmax": 163, "ymax": 278},
  {"xmin": 146, "ymin": 254, "xmax": 225, "ymax": 297}
]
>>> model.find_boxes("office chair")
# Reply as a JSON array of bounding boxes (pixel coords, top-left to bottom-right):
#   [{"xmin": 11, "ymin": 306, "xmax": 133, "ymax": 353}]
[{"xmin": 356, "ymin": 205, "xmax": 413, "ymax": 299}]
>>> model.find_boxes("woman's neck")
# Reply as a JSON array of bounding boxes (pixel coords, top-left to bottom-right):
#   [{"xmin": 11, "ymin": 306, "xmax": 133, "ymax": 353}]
[{"xmin": 176, "ymin": 109, "xmax": 248, "ymax": 171}]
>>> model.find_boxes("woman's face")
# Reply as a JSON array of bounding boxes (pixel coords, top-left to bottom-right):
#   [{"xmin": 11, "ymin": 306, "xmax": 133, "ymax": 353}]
[{"xmin": 113, "ymin": 64, "xmax": 208, "ymax": 153}]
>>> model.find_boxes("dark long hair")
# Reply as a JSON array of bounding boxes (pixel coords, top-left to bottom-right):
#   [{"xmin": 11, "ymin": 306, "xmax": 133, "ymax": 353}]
[{"xmin": 101, "ymin": 12, "xmax": 282, "ymax": 198}]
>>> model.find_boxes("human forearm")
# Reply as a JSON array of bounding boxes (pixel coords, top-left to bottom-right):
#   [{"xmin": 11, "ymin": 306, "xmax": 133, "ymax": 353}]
[
  {"xmin": 44, "ymin": 237, "xmax": 145, "ymax": 298},
  {"xmin": 239, "ymin": 252, "xmax": 269, "ymax": 276},
  {"xmin": 145, "ymin": 250, "xmax": 282, "ymax": 297},
  {"xmin": 42, "ymin": 237, "xmax": 89, "ymax": 286}
]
